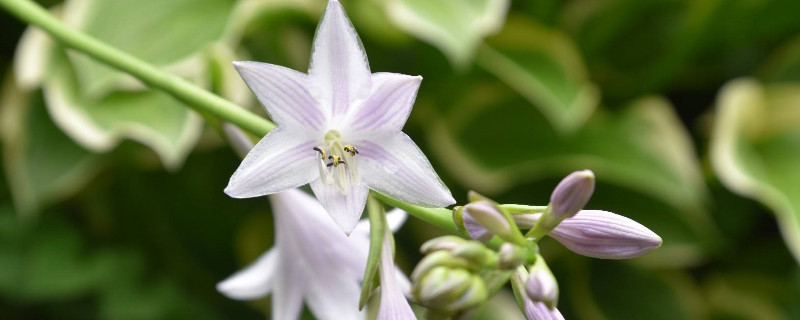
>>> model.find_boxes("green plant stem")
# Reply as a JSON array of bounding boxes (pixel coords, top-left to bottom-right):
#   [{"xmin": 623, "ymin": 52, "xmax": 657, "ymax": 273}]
[
  {"xmin": 0, "ymin": 0, "xmax": 466, "ymax": 237},
  {"xmin": 501, "ymin": 204, "xmax": 548, "ymax": 215},
  {"xmin": 0, "ymin": 0, "xmax": 275, "ymax": 137},
  {"xmin": 371, "ymin": 191, "xmax": 462, "ymax": 235}
]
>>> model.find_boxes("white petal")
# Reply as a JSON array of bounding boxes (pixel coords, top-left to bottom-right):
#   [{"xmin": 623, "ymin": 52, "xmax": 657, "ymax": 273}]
[
  {"xmin": 385, "ymin": 209, "xmax": 409, "ymax": 234},
  {"xmin": 310, "ymin": 178, "xmax": 370, "ymax": 234},
  {"xmin": 351, "ymin": 208, "xmax": 409, "ymax": 239},
  {"xmin": 272, "ymin": 260, "xmax": 306, "ymax": 320},
  {"xmin": 308, "ymin": 0, "xmax": 372, "ymax": 119},
  {"xmin": 346, "ymin": 73, "xmax": 422, "ymax": 133},
  {"xmin": 305, "ymin": 264, "xmax": 365, "ymax": 320},
  {"xmin": 216, "ymin": 250, "xmax": 279, "ymax": 300},
  {"xmin": 378, "ymin": 231, "xmax": 417, "ymax": 320},
  {"xmin": 357, "ymin": 133, "xmax": 455, "ymax": 207},
  {"xmin": 270, "ymin": 189, "xmax": 366, "ymax": 279},
  {"xmin": 233, "ymin": 61, "xmax": 325, "ymax": 130},
  {"xmin": 225, "ymin": 129, "xmax": 319, "ymax": 198},
  {"xmin": 524, "ymin": 300, "xmax": 565, "ymax": 320}
]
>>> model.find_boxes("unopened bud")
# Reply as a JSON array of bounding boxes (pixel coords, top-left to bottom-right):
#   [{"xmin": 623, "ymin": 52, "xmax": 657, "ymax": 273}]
[
  {"xmin": 421, "ymin": 236, "xmax": 469, "ymax": 254},
  {"xmin": 463, "ymin": 201, "xmax": 512, "ymax": 242},
  {"xmin": 451, "ymin": 241, "xmax": 496, "ymax": 268},
  {"xmin": 550, "ymin": 210, "xmax": 662, "ymax": 259},
  {"xmin": 411, "ymin": 251, "xmax": 471, "ymax": 283},
  {"xmin": 549, "ymin": 170, "xmax": 595, "ymax": 220},
  {"xmin": 525, "ymin": 258, "xmax": 558, "ymax": 309},
  {"xmin": 515, "ymin": 210, "xmax": 662, "ymax": 259},
  {"xmin": 498, "ymin": 243, "xmax": 532, "ymax": 270},
  {"xmin": 413, "ymin": 267, "xmax": 488, "ymax": 313}
]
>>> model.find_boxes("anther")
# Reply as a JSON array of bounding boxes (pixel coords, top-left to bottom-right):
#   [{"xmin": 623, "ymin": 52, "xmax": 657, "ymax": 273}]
[
  {"xmin": 344, "ymin": 145, "xmax": 359, "ymax": 156},
  {"xmin": 313, "ymin": 147, "xmax": 327, "ymax": 160}
]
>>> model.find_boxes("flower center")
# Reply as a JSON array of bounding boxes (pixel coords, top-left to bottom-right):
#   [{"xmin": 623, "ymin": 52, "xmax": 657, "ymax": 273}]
[{"xmin": 313, "ymin": 130, "xmax": 360, "ymax": 195}]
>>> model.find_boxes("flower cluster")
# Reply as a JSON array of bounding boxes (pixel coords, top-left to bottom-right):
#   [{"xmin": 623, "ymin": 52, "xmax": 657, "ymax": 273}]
[
  {"xmin": 453, "ymin": 170, "xmax": 662, "ymax": 318},
  {"xmin": 217, "ymin": 1, "xmax": 662, "ymax": 319}
]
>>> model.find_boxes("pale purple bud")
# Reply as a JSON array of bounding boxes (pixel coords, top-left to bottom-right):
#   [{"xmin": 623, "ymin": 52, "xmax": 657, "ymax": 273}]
[
  {"xmin": 462, "ymin": 201, "xmax": 511, "ymax": 242},
  {"xmin": 515, "ymin": 210, "xmax": 663, "ymax": 259},
  {"xmin": 525, "ymin": 300, "xmax": 565, "ymax": 320},
  {"xmin": 549, "ymin": 170, "xmax": 595, "ymax": 220},
  {"xmin": 525, "ymin": 260, "xmax": 558, "ymax": 309}
]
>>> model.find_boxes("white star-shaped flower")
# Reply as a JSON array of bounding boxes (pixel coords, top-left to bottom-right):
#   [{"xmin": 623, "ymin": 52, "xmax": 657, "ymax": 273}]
[{"xmin": 224, "ymin": 0, "xmax": 455, "ymax": 233}]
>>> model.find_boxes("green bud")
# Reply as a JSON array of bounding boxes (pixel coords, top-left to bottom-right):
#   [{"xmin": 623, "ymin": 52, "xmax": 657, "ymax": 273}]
[
  {"xmin": 498, "ymin": 243, "xmax": 528, "ymax": 270},
  {"xmin": 411, "ymin": 251, "xmax": 472, "ymax": 283},
  {"xmin": 413, "ymin": 267, "xmax": 489, "ymax": 313},
  {"xmin": 420, "ymin": 236, "xmax": 468, "ymax": 254},
  {"xmin": 414, "ymin": 267, "xmax": 472, "ymax": 308},
  {"xmin": 451, "ymin": 241, "xmax": 497, "ymax": 268}
]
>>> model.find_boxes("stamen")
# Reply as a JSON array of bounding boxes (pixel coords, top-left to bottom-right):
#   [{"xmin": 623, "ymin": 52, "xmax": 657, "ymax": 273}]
[
  {"xmin": 314, "ymin": 147, "xmax": 333, "ymax": 185},
  {"xmin": 322, "ymin": 130, "xmax": 360, "ymax": 195}
]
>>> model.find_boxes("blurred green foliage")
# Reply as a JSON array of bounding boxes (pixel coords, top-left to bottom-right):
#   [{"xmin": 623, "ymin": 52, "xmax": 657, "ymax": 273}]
[{"xmin": 1, "ymin": 0, "xmax": 800, "ymax": 319}]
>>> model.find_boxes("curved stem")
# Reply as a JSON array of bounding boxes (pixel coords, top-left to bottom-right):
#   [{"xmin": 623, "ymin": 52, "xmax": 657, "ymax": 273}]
[
  {"xmin": 0, "ymin": 0, "xmax": 468, "ymax": 236},
  {"xmin": 371, "ymin": 191, "xmax": 462, "ymax": 235},
  {"xmin": 0, "ymin": 0, "xmax": 275, "ymax": 136}
]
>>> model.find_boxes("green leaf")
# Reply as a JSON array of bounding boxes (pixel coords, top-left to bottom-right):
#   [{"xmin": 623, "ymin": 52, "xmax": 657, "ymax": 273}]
[
  {"xmin": 382, "ymin": 0, "xmax": 509, "ymax": 67},
  {"xmin": 360, "ymin": 195, "xmax": 387, "ymax": 309},
  {"xmin": 710, "ymin": 78, "xmax": 800, "ymax": 263},
  {"xmin": 477, "ymin": 16, "xmax": 600, "ymax": 133},
  {"xmin": 425, "ymin": 84, "xmax": 715, "ymax": 265},
  {"xmin": 43, "ymin": 48, "xmax": 203, "ymax": 169},
  {"xmin": 428, "ymin": 84, "xmax": 706, "ymax": 217},
  {"xmin": 64, "ymin": 0, "xmax": 236, "ymax": 96},
  {"xmin": 0, "ymin": 78, "xmax": 101, "ymax": 215},
  {"xmin": 580, "ymin": 260, "xmax": 703, "ymax": 320},
  {"xmin": 0, "ymin": 207, "xmax": 110, "ymax": 301}
]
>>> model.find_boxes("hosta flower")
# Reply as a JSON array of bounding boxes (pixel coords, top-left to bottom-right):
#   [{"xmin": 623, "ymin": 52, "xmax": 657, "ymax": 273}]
[
  {"xmin": 217, "ymin": 189, "xmax": 409, "ymax": 319},
  {"xmin": 224, "ymin": 0, "xmax": 454, "ymax": 233}
]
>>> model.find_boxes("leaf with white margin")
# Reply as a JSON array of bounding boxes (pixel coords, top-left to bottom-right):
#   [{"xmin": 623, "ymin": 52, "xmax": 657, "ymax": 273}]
[
  {"xmin": 0, "ymin": 78, "xmax": 101, "ymax": 215},
  {"xmin": 477, "ymin": 16, "xmax": 600, "ymax": 133},
  {"xmin": 710, "ymin": 79, "xmax": 800, "ymax": 263},
  {"xmin": 44, "ymin": 48, "xmax": 202, "ymax": 170},
  {"xmin": 425, "ymin": 84, "xmax": 715, "ymax": 265},
  {"xmin": 62, "ymin": 0, "xmax": 236, "ymax": 97},
  {"xmin": 383, "ymin": 0, "xmax": 509, "ymax": 67}
]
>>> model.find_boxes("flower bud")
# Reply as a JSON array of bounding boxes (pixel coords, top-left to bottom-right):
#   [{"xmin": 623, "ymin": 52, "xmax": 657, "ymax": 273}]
[
  {"xmin": 515, "ymin": 210, "xmax": 662, "ymax": 259},
  {"xmin": 411, "ymin": 251, "xmax": 471, "ymax": 283},
  {"xmin": 463, "ymin": 201, "xmax": 512, "ymax": 242},
  {"xmin": 413, "ymin": 267, "xmax": 487, "ymax": 313},
  {"xmin": 525, "ymin": 259, "xmax": 558, "ymax": 309},
  {"xmin": 525, "ymin": 300, "xmax": 565, "ymax": 320},
  {"xmin": 498, "ymin": 243, "xmax": 529, "ymax": 270},
  {"xmin": 420, "ymin": 235, "xmax": 469, "ymax": 254},
  {"xmin": 451, "ymin": 241, "xmax": 496, "ymax": 268},
  {"xmin": 549, "ymin": 170, "xmax": 595, "ymax": 221}
]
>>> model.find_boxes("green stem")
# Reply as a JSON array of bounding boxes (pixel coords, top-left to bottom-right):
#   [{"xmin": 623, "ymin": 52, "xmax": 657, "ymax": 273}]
[
  {"xmin": 0, "ymin": 0, "xmax": 469, "ymax": 237},
  {"xmin": 371, "ymin": 191, "xmax": 461, "ymax": 235},
  {"xmin": 0, "ymin": 0, "xmax": 275, "ymax": 137},
  {"xmin": 501, "ymin": 204, "xmax": 548, "ymax": 215}
]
